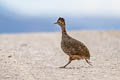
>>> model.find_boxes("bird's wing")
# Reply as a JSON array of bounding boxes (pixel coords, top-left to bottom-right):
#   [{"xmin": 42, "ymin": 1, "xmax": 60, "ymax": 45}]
[{"xmin": 67, "ymin": 38, "xmax": 89, "ymax": 56}]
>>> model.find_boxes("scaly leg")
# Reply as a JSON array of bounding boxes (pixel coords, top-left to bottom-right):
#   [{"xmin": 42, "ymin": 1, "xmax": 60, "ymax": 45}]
[
  {"xmin": 59, "ymin": 57, "xmax": 72, "ymax": 68},
  {"xmin": 85, "ymin": 59, "xmax": 92, "ymax": 66}
]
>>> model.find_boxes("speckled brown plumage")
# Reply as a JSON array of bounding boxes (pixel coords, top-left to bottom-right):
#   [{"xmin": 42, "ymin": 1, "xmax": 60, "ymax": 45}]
[{"xmin": 54, "ymin": 17, "xmax": 92, "ymax": 68}]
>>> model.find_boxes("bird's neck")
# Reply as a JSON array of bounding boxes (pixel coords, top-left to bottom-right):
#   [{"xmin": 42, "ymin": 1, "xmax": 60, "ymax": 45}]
[{"xmin": 61, "ymin": 25, "xmax": 68, "ymax": 38}]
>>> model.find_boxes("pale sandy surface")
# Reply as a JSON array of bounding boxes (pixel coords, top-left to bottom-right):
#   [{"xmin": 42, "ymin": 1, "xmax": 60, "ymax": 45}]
[{"xmin": 0, "ymin": 30, "xmax": 120, "ymax": 80}]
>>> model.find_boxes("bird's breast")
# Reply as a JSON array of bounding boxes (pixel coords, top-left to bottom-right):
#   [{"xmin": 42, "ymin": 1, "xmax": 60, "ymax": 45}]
[{"xmin": 61, "ymin": 40, "xmax": 77, "ymax": 55}]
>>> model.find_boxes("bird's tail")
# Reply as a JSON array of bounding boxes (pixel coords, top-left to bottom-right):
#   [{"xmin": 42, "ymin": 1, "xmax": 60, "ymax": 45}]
[{"xmin": 85, "ymin": 59, "xmax": 93, "ymax": 66}]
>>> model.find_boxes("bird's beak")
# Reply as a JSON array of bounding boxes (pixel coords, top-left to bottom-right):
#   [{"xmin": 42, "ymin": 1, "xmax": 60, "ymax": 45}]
[{"xmin": 54, "ymin": 22, "xmax": 57, "ymax": 24}]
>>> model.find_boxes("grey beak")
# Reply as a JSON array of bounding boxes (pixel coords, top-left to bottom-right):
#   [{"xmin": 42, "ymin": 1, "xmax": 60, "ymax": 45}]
[{"xmin": 54, "ymin": 22, "xmax": 57, "ymax": 24}]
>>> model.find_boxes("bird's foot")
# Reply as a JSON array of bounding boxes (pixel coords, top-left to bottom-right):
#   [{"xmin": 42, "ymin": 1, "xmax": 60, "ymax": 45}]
[{"xmin": 59, "ymin": 66, "xmax": 66, "ymax": 68}]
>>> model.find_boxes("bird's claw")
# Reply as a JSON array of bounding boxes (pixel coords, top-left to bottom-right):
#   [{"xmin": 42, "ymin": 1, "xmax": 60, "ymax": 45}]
[{"xmin": 59, "ymin": 66, "xmax": 66, "ymax": 68}]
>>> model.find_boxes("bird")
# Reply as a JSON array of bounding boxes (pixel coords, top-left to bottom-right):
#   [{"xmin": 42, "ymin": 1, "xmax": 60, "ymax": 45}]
[{"xmin": 54, "ymin": 17, "xmax": 92, "ymax": 68}]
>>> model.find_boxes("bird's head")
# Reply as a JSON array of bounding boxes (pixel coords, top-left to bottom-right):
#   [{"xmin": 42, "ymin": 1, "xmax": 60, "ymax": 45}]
[{"xmin": 54, "ymin": 17, "xmax": 66, "ymax": 27}]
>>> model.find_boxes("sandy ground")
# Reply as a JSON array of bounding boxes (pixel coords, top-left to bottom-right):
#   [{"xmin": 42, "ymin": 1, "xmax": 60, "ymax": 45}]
[{"xmin": 0, "ymin": 30, "xmax": 120, "ymax": 80}]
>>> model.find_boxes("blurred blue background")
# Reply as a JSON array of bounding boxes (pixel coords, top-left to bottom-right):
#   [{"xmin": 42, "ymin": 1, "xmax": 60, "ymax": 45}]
[{"xmin": 0, "ymin": 0, "xmax": 120, "ymax": 33}]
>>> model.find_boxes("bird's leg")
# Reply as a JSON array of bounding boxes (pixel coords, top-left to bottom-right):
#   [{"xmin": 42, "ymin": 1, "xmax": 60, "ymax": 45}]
[
  {"xmin": 85, "ymin": 59, "xmax": 93, "ymax": 66},
  {"xmin": 59, "ymin": 57, "xmax": 72, "ymax": 68}
]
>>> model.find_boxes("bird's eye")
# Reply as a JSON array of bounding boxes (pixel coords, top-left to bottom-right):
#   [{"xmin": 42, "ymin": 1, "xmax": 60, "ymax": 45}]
[{"xmin": 59, "ymin": 20, "xmax": 63, "ymax": 24}]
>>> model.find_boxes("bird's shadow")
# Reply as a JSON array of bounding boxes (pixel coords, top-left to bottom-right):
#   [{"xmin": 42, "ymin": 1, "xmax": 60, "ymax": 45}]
[{"xmin": 58, "ymin": 66, "xmax": 91, "ymax": 69}]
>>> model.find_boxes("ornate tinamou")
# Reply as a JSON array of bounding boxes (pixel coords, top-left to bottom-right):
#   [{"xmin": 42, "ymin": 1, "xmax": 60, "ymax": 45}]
[{"xmin": 54, "ymin": 17, "xmax": 92, "ymax": 68}]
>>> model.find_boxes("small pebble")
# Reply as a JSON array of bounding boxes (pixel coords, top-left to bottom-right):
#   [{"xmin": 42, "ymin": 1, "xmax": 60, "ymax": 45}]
[{"xmin": 8, "ymin": 55, "xmax": 12, "ymax": 58}]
